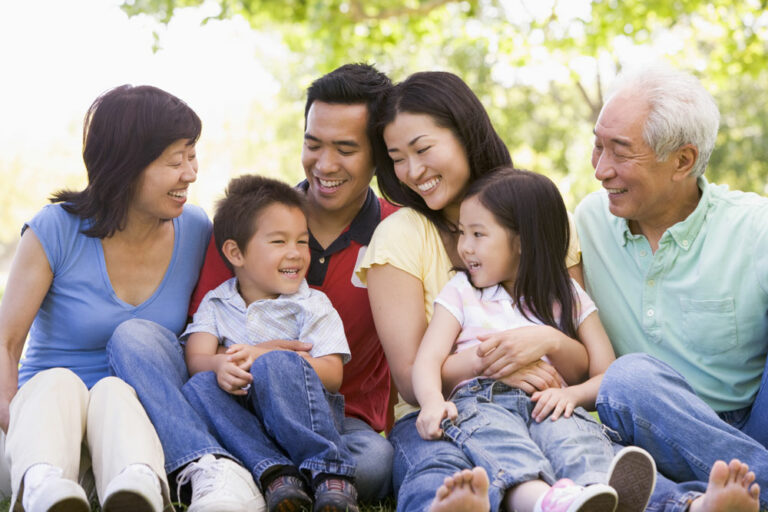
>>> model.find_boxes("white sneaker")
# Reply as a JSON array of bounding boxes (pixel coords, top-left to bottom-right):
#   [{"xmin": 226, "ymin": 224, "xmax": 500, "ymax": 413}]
[
  {"xmin": 607, "ymin": 446, "xmax": 657, "ymax": 512},
  {"xmin": 103, "ymin": 464, "xmax": 164, "ymax": 512},
  {"xmin": 21, "ymin": 463, "xmax": 90, "ymax": 512},
  {"xmin": 535, "ymin": 479, "xmax": 618, "ymax": 512},
  {"xmin": 176, "ymin": 454, "xmax": 265, "ymax": 512}
]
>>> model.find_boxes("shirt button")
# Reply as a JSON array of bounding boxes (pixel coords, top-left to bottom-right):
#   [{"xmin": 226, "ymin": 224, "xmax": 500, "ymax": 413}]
[
  {"xmin": 639, "ymin": 250, "xmax": 647, "ymax": 257},
  {"xmin": 682, "ymin": 240, "xmax": 689, "ymax": 247},
  {"xmin": 647, "ymin": 308, "xmax": 655, "ymax": 317},
  {"xmin": 319, "ymin": 257, "xmax": 325, "ymax": 264},
  {"xmin": 647, "ymin": 279, "xmax": 655, "ymax": 287}
]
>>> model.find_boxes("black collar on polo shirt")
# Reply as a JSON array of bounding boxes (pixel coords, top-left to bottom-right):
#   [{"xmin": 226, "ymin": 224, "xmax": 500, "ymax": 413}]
[{"xmin": 296, "ymin": 180, "xmax": 381, "ymax": 285}]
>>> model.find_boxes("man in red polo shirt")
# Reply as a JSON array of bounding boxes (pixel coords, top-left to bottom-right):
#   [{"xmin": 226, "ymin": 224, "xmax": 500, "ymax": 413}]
[{"xmin": 189, "ymin": 63, "xmax": 396, "ymax": 502}]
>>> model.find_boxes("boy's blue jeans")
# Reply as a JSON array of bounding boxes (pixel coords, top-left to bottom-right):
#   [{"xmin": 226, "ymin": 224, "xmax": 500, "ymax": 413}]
[
  {"xmin": 597, "ymin": 353, "xmax": 768, "ymax": 512},
  {"xmin": 107, "ymin": 319, "xmax": 391, "ymax": 500},
  {"xmin": 181, "ymin": 350, "xmax": 356, "ymax": 485},
  {"xmin": 391, "ymin": 378, "xmax": 616, "ymax": 512}
]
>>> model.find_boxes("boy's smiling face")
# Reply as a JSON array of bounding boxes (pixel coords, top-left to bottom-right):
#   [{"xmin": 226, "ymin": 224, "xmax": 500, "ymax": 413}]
[{"xmin": 226, "ymin": 203, "xmax": 311, "ymax": 304}]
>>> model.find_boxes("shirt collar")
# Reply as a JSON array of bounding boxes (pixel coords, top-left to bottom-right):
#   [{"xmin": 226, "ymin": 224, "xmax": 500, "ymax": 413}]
[
  {"xmin": 610, "ymin": 176, "xmax": 710, "ymax": 251},
  {"xmin": 479, "ymin": 282, "xmax": 514, "ymax": 303},
  {"xmin": 212, "ymin": 277, "xmax": 311, "ymax": 309},
  {"xmin": 297, "ymin": 180, "xmax": 381, "ymax": 253}
]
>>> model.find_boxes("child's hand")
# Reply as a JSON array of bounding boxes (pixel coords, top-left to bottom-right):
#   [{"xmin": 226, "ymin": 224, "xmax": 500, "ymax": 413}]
[
  {"xmin": 226, "ymin": 344, "xmax": 264, "ymax": 371},
  {"xmin": 214, "ymin": 358, "xmax": 253, "ymax": 396},
  {"xmin": 416, "ymin": 400, "xmax": 458, "ymax": 440},
  {"xmin": 530, "ymin": 387, "xmax": 579, "ymax": 422}
]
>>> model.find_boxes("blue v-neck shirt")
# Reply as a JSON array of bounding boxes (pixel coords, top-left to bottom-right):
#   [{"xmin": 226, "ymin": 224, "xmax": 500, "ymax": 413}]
[{"xmin": 18, "ymin": 203, "xmax": 211, "ymax": 388}]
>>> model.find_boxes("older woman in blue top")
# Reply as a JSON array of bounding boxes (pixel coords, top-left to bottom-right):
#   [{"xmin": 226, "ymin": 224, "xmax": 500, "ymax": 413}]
[{"xmin": 0, "ymin": 85, "xmax": 211, "ymax": 512}]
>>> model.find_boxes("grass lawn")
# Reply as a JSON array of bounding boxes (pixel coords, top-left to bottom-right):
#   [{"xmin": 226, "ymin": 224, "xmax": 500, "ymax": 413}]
[{"xmin": 0, "ymin": 495, "xmax": 396, "ymax": 511}]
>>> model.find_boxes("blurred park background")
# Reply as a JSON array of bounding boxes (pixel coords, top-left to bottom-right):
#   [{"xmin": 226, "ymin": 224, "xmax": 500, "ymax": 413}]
[{"xmin": 1, "ymin": 0, "xmax": 767, "ymax": 293}]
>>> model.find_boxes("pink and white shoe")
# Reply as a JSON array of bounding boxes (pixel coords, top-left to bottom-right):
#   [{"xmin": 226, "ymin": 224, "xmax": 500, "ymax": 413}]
[{"xmin": 535, "ymin": 478, "xmax": 618, "ymax": 512}]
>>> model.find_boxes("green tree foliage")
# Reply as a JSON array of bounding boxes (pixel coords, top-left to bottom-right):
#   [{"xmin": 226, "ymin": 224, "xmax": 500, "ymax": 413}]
[{"xmin": 120, "ymin": 0, "xmax": 768, "ymax": 202}]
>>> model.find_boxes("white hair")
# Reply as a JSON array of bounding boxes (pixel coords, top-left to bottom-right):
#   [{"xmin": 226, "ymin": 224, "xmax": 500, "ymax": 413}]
[{"xmin": 607, "ymin": 64, "xmax": 720, "ymax": 177}]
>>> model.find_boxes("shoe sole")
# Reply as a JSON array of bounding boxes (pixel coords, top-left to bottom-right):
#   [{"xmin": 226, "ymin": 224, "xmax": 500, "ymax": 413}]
[
  {"xmin": 575, "ymin": 492, "xmax": 619, "ymax": 512},
  {"xmin": 270, "ymin": 497, "xmax": 312, "ymax": 512},
  {"xmin": 103, "ymin": 491, "xmax": 159, "ymax": 512},
  {"xmin": 48, "ymin": 497, "xmax": 91, "ymax": 512},
  {"xmin": 608, "ymin": 447, "xmax": 657, "ymax": 512}
]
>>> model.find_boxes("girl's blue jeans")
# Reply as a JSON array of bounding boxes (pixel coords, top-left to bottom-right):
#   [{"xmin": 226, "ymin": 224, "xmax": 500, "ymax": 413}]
[
  {"xmin": 391, "ymin": 378, "xmax": 617, "ymax": 512},
  {"xmin": 597, "ymin": 353, "xmax": 768, "ymax": 512}
]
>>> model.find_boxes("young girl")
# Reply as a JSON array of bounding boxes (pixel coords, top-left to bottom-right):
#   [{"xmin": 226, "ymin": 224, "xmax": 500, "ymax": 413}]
[{"xmin": 412, "ymin": 167, "xmax": 656, "ymax": 512}]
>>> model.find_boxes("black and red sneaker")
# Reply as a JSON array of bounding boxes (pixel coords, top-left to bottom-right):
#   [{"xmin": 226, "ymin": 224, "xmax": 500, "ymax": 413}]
[
  {"xmin": 312, "ymin": 477, "xmax": 359, "ymax": 512},
  {"xmin": 265, "ymin": 474, "xmax": 312, "ymax": 512}
]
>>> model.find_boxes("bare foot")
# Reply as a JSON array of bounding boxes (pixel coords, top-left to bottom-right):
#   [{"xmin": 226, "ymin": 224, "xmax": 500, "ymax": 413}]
[
  {"xmin": 429, "ymin": 467, "xmax": 491, "ymax": 512},
  {"xmin": 689, "ymin": 459, "xmax": 760, "ymax": 512}
]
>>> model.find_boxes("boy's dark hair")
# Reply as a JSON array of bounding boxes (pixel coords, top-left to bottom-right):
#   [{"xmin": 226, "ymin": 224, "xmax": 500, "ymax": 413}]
[
  {"xmin": 213, "ymin": 174, "xmax": 306, "ymax": 270},
  {"xmin": 374, "ymin": 71, "xmax": 512, "ymax": 232},
  {"xmin": 305, "ymin": 63, "xmax": 393, "ymax": 164},
  {"xmin": 463, "ymin": 167, "xmax": 577, "ymax": 338},
  {"xmin": 52, "ymin": 84, "xmax": 201, "ymax": 238}
]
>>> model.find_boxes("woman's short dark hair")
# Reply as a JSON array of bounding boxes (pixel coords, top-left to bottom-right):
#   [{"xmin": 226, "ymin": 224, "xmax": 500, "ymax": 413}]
[
  {"xmin": 463, "ymin": 167, "xmax": 577, "ymax": 338},
  {"xmin": 51, "ymin": 84, "xmax": 202, "ymax": 238},
  {"xmin": 374, "ymin": 71, "xmax": 512, "ymax": 232},
  {"xmin": 213, "ymin": 174, "xmax": 306, "ymax": 271}
]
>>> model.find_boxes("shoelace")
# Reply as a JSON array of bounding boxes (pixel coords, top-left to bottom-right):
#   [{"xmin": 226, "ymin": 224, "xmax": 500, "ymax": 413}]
[{"xmin": 176, "ymin": 456, "xmax": 226, "ymax": 502}]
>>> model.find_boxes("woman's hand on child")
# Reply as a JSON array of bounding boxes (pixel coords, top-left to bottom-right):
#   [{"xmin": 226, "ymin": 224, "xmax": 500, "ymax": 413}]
[
  {"xmin": 416, "ymin": 400, "xmax": 458, "ymax": 440},
  {"xmin": 214, "ymin": 357, "xmax": 253, "ymax": 396},
  {"xmin": 530, "ymin": 387, "xmax": 578, "ymax": 422},
  {"xmin": 476, "ymin": 325, "xmax": 556, "ymax": 379},
  {"xmin": 495, "ymin": 360, "xmax": 562, "ymax": 395}
]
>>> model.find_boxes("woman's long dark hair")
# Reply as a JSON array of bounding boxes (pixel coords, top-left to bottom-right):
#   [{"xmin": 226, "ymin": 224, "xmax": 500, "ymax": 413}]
[
  {"xmin": 51, "ymin": 84, "xmax": 201, "ymax": 238},
  {"xmin": 374, "ymin": 71, "xmax": 511, "ymax": 232},
  {"xmin": 464, "ymin": 167, "xmax": 577, "ymax": 337}
]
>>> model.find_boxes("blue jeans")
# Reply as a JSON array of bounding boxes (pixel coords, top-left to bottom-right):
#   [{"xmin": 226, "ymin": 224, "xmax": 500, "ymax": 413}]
[
  {"xmin": 107, "ymin": 319, "xmax": 391, "ymax": 501},
  {"xmin": 107, "ymin": 319, "xmax": 233, "ymax": 472},
  {"xmin": 181, "ymin": 351, "xmax": 355, "ymax": 484},
  {"xmin": 340, "ymin": 416, "xmax": 393, "ymax": 502},
  {"xmin": 597, "ymin": 353, "xmax": 768, "ymax": 512},
  {"xmin": 391, "ymin": 379, "xmax": 616, "ymax": 512},
  {"xmin": 390, "ymin": 411, "xmax": 475, "ymax": 512}
]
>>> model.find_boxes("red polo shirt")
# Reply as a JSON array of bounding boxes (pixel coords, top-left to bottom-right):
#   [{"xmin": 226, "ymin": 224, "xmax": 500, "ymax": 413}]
[{"xmin": 189, "ymin": 186, "xmax": 396, "ymax": 432}]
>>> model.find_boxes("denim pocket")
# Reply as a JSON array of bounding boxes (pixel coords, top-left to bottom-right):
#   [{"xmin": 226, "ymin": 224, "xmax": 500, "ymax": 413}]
[
  {"xmin": 448, "ymin": 398, "xmax": 490, "ymax": 438},
  {"xmin": 680, "ymin": 297, "xmax": 738, "ymax": 355}
]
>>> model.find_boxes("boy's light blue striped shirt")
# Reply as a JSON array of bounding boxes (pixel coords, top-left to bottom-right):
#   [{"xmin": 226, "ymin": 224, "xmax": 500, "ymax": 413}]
[{"xmin": 182, "ymin": 278, "xmax": 351, "ymax": 363}]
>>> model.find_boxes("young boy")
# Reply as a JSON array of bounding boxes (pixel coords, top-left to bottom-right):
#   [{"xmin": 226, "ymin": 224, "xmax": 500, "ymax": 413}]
[{"xmin": 180, "ymin": 174, "xmax": 359, "ymax": 512}]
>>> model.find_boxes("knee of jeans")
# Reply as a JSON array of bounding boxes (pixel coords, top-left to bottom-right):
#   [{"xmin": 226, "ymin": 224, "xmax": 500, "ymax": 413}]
[
  {"xmin": 250, "ymin": 350, "xmax": 303, "ymax": 379},
  {"xmin": 109, "ymin": 319, "xmax": 178, "ymax": 365},
  {"xmin": 601, "ymin": 353, "xmax": 661, "ymax": 399},
  {"xmin": 184, "ymin": 371, "xmax": 218, "ymax": 395}
]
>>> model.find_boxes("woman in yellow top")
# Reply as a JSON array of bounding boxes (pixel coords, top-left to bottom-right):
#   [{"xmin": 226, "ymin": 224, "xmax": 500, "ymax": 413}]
[{"xmin": 357, "ymin": 71, "xmax": 585, "ymax": 512}]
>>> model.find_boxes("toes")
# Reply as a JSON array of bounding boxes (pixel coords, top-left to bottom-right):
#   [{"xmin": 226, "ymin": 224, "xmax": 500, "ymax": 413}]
[
  {"xmin": 709, "ymin": 460, "xmax": 730, "ymax": 488},
  {"xmin": 469, "ymin": 467, "xmax": 490, "ymax": 494},
  {"xmin": 435, "ymin": 483, "xmax": 450, "ymax": 501}
]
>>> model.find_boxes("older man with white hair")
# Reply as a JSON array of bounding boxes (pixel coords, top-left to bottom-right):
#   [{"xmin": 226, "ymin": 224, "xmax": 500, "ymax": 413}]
[{"xmin": 576, "ymin": 64, "xmax": 767, "ymax": 512}]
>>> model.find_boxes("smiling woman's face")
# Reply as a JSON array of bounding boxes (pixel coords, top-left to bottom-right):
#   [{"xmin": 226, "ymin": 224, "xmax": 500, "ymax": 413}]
[
  {"xmin": 384, "ymin": 112, "xmax": 471, "ymax": 219},
  {"xmin": 130, "ymin": 139, "xmax": 198, "ymax": 221}
]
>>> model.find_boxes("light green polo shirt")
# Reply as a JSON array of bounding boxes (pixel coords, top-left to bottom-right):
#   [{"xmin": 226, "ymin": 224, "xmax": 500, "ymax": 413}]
[{"xmin": 575, "ymin": 177, "xmax": 768, "ymax": 412}]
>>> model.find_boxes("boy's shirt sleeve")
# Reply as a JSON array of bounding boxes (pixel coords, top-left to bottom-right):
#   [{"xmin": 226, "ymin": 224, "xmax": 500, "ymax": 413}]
[
  {"xmin": 180, "ymin": 291, "xmax": 221, "ymax": 344},
  {"xmin": 299, "ymin": 290, "xmax": 351, "ymax": 364}
]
